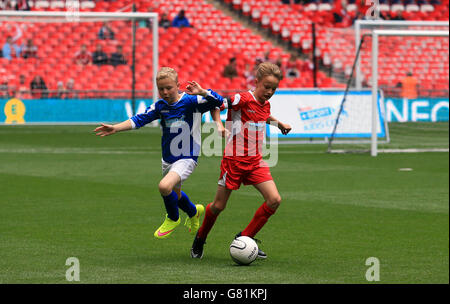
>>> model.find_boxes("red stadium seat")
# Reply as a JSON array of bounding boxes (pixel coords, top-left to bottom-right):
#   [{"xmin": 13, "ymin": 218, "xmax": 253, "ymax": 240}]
[{"xmin": 6, "ymin": 0, "xmax": 444, "ymax": 97}]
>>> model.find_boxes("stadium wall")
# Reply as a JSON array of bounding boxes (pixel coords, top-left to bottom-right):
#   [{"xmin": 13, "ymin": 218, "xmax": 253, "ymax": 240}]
[
  {"xmin": 0, "ymin": 98, "xmax": 153, "ymax": 124},
  {"xmin": 385, "ymin": 98, "xmax": 449, "ymax": 122},
  {"xmin": 1, "ymin": 95, "xmax": 448, "ymax": 125}
]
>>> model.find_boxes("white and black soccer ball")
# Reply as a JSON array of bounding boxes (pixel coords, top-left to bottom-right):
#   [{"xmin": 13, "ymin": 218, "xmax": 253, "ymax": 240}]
[{"xmin": 229, "ymin": 236, "xmax": 258, "ymax": 265}]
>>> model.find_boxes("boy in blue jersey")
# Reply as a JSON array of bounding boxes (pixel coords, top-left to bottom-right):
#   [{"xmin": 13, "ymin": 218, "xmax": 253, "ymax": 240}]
[{"xmin": 94, "ymin": 67, "xmax": 225, "ymax": 239}]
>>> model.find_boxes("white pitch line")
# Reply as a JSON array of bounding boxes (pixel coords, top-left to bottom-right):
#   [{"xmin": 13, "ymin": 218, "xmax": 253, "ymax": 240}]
[
  {"xmin": 331, "ymin": 148, "xmax": 449, "ymax": 154},
  {"xmin": 0, "ymin": 148, "xmax": 159, "ymax": 154}
]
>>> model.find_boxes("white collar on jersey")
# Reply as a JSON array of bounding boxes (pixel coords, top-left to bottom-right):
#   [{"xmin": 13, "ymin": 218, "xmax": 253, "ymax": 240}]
[
  {"xmin": 249, "ymin": 90, "xmax": 266, "ymax": 105},
  {"xmin": 162, "ymin": 92, "xmax": 185, "ymax": 106}
]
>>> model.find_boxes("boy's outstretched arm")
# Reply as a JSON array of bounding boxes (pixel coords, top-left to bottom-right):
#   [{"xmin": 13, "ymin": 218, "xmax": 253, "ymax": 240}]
[
  {"xmin": 267, "ymin": 115, "xmax": 292, "ymax": 135},
  {"xmin": 94, "ymin": 120, "xmax": 132, "ymax": 137}
]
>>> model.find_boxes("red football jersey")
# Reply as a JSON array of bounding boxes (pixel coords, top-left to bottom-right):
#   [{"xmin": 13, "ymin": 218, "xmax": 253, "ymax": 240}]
[{"xmin": 223, "ymin": 91, "xmax": 271, "ymax": 163}]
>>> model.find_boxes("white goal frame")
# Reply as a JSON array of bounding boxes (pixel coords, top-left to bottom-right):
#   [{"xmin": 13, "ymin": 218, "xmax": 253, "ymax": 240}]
[
  {"xmin": 0, "ymin": 10, "xmax": 160, "ymax": 105},
  {"xmin": 370, "ymin": 29, "xmax": 449, "ymax": 157},
  {"xmin": 355, "ymin": 20, "xmax": 449, "ymax": 90}
]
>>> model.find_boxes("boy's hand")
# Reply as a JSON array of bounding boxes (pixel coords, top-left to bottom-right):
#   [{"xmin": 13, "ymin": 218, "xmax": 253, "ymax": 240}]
[
  {"xmin": 278, "ymin": 122, "xmax": 292, "ymax": 135},
  {"xmin": 186, "ymin": 81, "xmax": 207, "ymax": 97},
  {"xmin": 217, "ymin": 124, "xmax": 231, "ymax": 138},
  {"xmin": 94, "ymin": 123, "xmax": 116, "ymax": 137}
]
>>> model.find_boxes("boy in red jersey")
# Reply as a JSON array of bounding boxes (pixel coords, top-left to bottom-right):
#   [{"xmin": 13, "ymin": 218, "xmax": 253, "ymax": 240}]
[{"xmin": 191, "ymin": 62, "xmax": 291, "ymax": 259}]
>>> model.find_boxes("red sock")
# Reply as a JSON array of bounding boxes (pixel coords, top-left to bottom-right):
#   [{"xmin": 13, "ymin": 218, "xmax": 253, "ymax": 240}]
[
  {"xmin": 197, "ymin": 203, "xmax": 219, "ymax": 240},
  {"xmin": 242, "ymin": 202, "xmax": 275, "ymax": 238}
]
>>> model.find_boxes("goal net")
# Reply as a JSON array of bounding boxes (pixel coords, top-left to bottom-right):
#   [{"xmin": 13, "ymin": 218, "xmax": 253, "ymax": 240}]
[
  {"xmin": 0, "ymin": 10, "xmax": 158, "ymax": 124},
  {"xmin": 326, "ymin": 20, "xmax": 449, "ymax": 155}
]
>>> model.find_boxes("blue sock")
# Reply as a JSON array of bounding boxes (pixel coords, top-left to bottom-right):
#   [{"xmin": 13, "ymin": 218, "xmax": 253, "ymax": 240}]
[
  {"xmin": 162, "ymin": 191, "xmax": 179, "ymax": 221},
  {"xmin": 178, "ymin": 191, "xmax": 197, "ymax": 218}
]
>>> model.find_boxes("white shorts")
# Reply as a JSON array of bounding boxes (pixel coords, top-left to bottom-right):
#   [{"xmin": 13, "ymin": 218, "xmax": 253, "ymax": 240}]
[{"xmin": 162, "ymin": 158, "xmax": 198, "ymax": 189}]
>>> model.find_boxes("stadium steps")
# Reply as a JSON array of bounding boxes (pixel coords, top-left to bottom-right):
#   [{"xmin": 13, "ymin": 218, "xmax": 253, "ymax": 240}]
[
  {"xmin": 148, "ymin": 0, "xmax": 341, "ymax": 89},
  {"xmin": 222, "ymin": 0, "xmax": 449, "ymax": 93},
  {"xmin": 209, "ymin": 0, "xmax": 348, "ymax": 87}
]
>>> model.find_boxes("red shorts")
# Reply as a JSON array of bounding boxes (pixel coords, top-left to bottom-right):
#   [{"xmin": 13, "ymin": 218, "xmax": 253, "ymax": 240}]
[{"xmin": 218, "ymin": 157, "xmax": 273, "ymax": 190}]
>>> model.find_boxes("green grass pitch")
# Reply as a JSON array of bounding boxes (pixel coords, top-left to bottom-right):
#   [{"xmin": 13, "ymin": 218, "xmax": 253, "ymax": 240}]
[{"xmin": 0, "ymin": 123, "xmax": 448, "ymax": 283}]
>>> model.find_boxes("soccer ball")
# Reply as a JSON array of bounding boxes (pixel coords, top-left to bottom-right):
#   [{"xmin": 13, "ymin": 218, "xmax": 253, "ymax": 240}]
[{"xmin": 229, "ymin": 236, "xmax": 258, "ymax": 265}]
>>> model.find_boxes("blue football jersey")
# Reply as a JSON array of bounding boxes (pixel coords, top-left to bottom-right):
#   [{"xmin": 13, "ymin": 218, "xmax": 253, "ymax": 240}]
[{"xmin": 130, "ymin": 90, "xmax": 224, "ymax": 163}]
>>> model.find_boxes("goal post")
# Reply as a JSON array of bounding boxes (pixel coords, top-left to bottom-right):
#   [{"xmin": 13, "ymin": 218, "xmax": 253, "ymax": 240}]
[
  {"xmin": 0, "ymin": 10, "xmax": 159, "ymax": 115},
  {"xmin": 370, "ymin": 29, "xmax": 449, "ymax": 156},
  {"xmin": 354, "ymin": 20, "xmax": 450, "ymax": 90},
  {"xmin": 326, "ymin": 21, "xmax": 449, "ymax": 156}
]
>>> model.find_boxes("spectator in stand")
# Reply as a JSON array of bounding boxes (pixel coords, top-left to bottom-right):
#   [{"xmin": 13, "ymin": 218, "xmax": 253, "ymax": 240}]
[
  {"xmin": 30, "ymin": 75, "xmax": 48, "ymax": 99},
  {"xmin": 1, "ymin": 0, "xmax": 13, "ymax": 10},
  {"xmin": 302, "ymin": 54, "xmax": 314, "ymax": 75},
  {"xmin": 223, "ymin": 57, "xmax": 238, "ymax": 79},
  {"xmin": 109, "ymin": 45, "xmax": 127, "ymax": 67},
  {"xmin": 285, "ymin": 55, "xmax": 300, "ymax": 79},
  {"xmin": 281, "ymin": 0, "xmax": 303, "ymax": 4},
  {"xmin": 254, "ymin": 57, "xmax": 263, "ymax": 70},
  {"xmin": 263, "ymin": 50, "xmax": 272, "ymax": 63},
  {"xmin": 244, "ymin": 57, "xmax": 264, "ymax": 89},
  {"xmin": 322, "ymin": 52, "xmax": 333, "ymax": 76},
  {"xmin": 400, "ymin": 71, "xmax": 419, "ymax": 99},
  {"xmin": 15, "ymin": 0, "xmax": 31, "ymax": 10},
  {"xmin": 159, "ymin": 12, "xmax": 172, "ymax": 29},
  {"xmin": 54, "ymin": 81, "xmax": 65, "ymax": 99},
  {"xmin": 243, "ymin": 63, "xmax": 256, "ymax": 90},
  {"xmin": 0, "ymin": 77, "xmax": 9, "ymax": 98},
  {"xmin": 332, "ymin": 3, "xmax": 352, "ymax": 26},
  {"xmin": 92, "ymin": 44, "xmax": 108, "ymax": 66},
  {"xmin": 274, "ymin": 56, "xmax": 283, "ymax": 75},
  {"xmin": 65, "ymin": 78, "xmax": 77, "ymax": 99},
  {"xmin": 74, "ymin": 44, "xmax": 91, "ymax": 65},
  {"xmin": 98, "ymin": 22, "xmax": 115, "ymax": 40},
  {"xmin": 2, "ymin": 36, "xmax": 21, "ymax": 60},
  {"xmin": 16, "ymin": 74, "xmax": 30, "ymax": 99},
  {"xmin": 172, "ymin": 10, "xmax": 191, "ymax": 28},
  {"xmin": 21, "ymin": 39, "xmax": 38, "ymax": 59}
]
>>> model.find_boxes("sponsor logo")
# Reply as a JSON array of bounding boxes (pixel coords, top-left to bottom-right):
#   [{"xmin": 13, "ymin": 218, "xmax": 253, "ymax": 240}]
[{"xmin": 298, "ymin": 106, "xmax": 334, "ymax": 121}]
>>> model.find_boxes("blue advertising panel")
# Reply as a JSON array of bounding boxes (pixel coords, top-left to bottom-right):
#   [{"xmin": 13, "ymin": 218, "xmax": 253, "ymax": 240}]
[
  {"xmin": 385, "ymin": 98, "xmax": 449, "ymax": 122},
  {"xmin": 0, "ymin": 98, "xmax": 153, "ymax": 124}
]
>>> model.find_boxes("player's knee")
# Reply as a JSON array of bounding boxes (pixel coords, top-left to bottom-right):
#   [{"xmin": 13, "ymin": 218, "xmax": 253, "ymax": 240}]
[
  {"xmin": 267, "ymin": 195, "xmax": 281, "ymax": 210},
  {"xmin": 211, "ymin": 201, "xmax": 226, "ymax": 214},
  {"xmin": 158, "ymin": 181, "xmax": 173, "ymax": 196}
]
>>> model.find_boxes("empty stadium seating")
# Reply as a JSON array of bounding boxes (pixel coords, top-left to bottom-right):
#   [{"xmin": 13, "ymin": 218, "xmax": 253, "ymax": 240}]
[
  {"xmin": 226, "ymin": 0, "xmax": 449, "ymax": 95},
  {"xmin": 0, "ymin": 0, "xmax": 448, "ymax": 97},
  {"xmin": 0, "ymin": 0, "xmax": 343, "ymax": 96}
]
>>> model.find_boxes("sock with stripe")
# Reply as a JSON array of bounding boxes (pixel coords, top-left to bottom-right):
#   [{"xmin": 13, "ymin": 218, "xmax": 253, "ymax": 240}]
[{"xmin": 177, "ymin": 191, "xmax": 197, "ymax": 218}]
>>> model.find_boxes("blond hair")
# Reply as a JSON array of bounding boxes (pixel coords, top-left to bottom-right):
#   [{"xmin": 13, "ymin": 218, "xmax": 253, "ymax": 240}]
[
  {"xmin": 156, "ymin": 67, "xmax": 179, "ymax": 83},
  {"xmin": 256, "ymin": 62, "xmax": 283, "ymax": 81}
]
